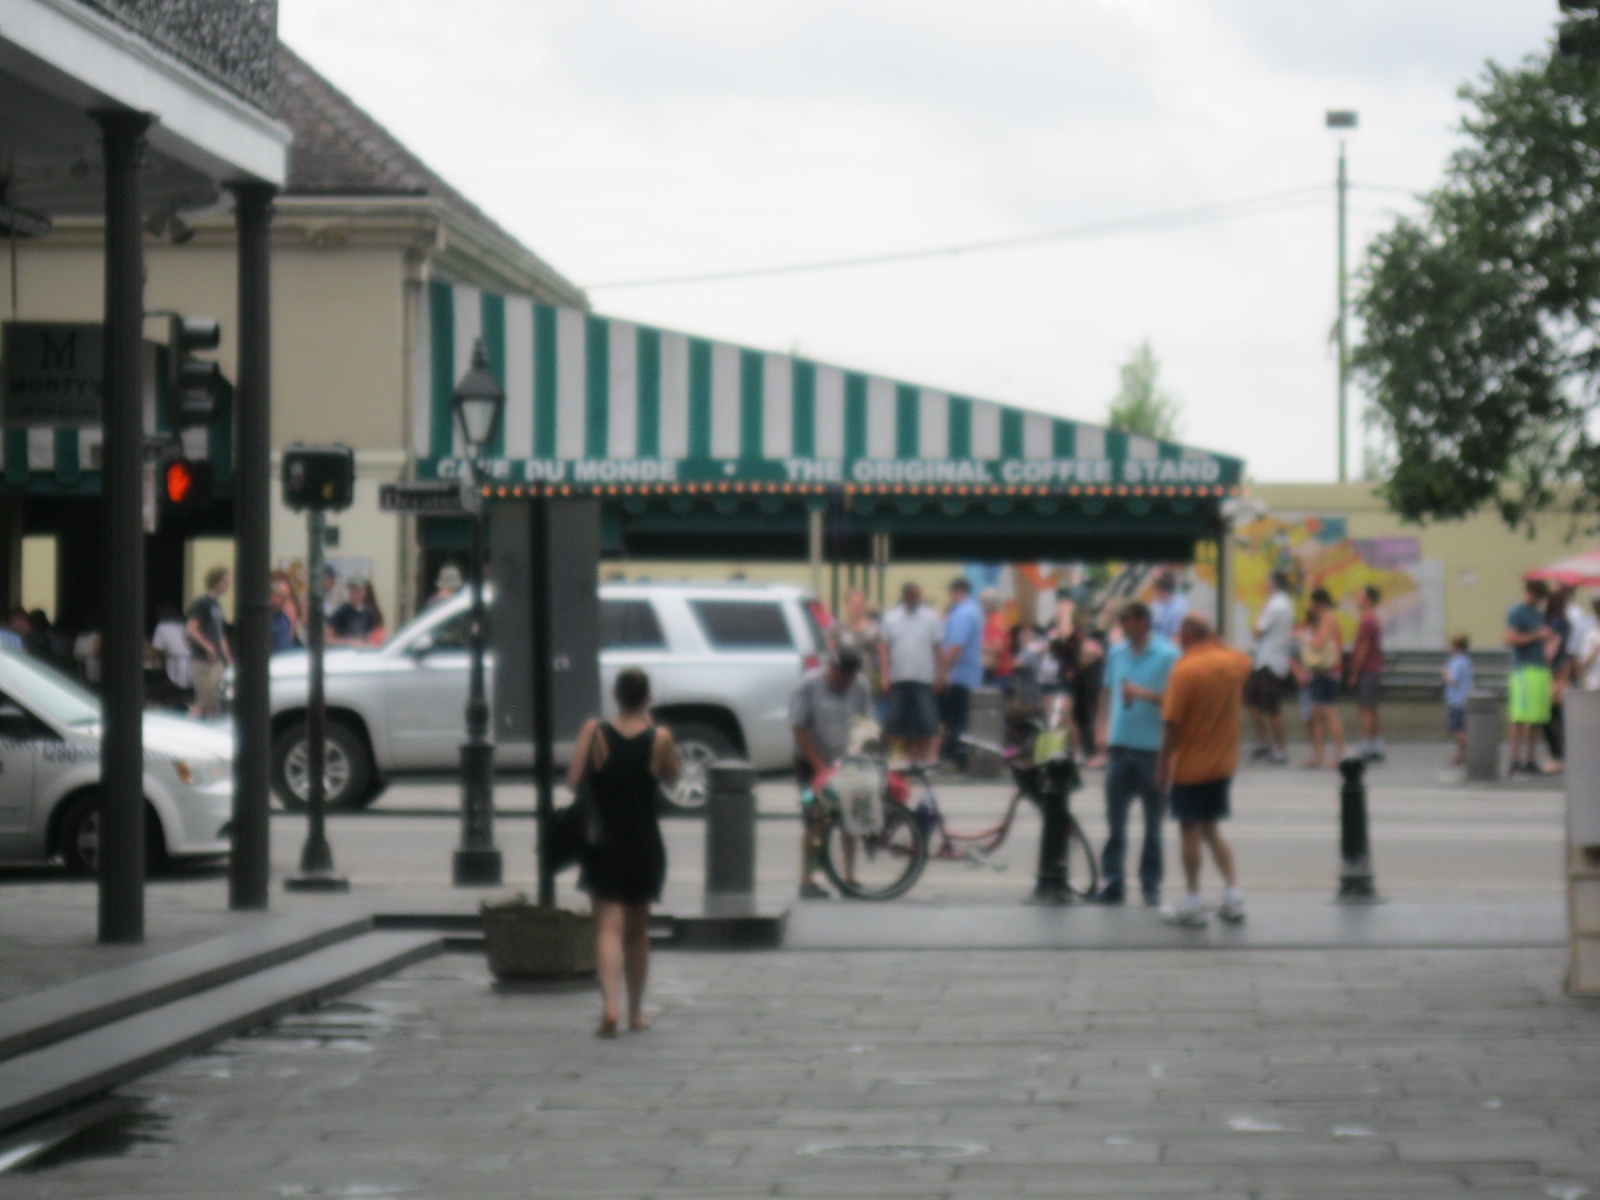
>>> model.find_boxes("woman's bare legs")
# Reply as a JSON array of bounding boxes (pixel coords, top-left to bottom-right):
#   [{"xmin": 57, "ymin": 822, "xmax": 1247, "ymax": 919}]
[
  {"xmin": 623, "ymin": 904, "xmax": 652, "ymax": 1029},
  {"xmin": 1326, "ymin": 706, "xmax": 1346, "ymax": 764},
  {"xmin": 594, "ymin": 901, "xmax": 625, "ymax": 1034},
  {"xmin": 1303, "ymin": 708, "xmax": 1325, "ymax": 769}
]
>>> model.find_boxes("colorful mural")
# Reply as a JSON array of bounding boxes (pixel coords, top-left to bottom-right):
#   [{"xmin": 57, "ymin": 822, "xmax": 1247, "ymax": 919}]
[{"xmin": 1230, "ymin": 513, "xmax": 1445, "ymax": 650}]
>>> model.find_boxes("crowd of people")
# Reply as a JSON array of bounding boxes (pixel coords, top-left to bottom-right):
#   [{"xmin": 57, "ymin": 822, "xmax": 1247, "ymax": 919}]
[
  {"xmin": 147, "ymin": 563, "xmax": 398, "ymax": 719},
  {"xmin": 1239, "ymin": 573, "xmax": 1387, "ymax": 770},
  {"xmin": 788, "ymin": 572, "xmax": 1256, "ymax": 926}
]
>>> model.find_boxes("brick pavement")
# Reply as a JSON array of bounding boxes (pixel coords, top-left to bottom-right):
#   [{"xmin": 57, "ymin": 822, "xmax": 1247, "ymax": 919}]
[{"xmin": 7, "ymin": 945, "xmax": 1598, "ymax": 1198}]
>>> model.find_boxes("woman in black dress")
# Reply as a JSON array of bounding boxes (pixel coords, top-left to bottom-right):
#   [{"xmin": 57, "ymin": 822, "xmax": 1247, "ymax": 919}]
[{"xmin": 567, "ymin": 668, "xmax": 679, "ymax": 1037}]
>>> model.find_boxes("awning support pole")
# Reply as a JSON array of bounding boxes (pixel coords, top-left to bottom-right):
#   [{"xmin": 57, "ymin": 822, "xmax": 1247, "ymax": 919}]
[
  {"xmin": 1214, "ymin": 530, "xmax": 1229, "ymax": 641},
  {"xmin": 874, "ymin": 533, "xmax": 890, "ymax": 610},
  {"xmin": 808, "ymin": 506, "xmax": 823, "ymax": 598},
  {"xmin": 95, "ymin": 109, "xmax": 153, "ymax": 945}
]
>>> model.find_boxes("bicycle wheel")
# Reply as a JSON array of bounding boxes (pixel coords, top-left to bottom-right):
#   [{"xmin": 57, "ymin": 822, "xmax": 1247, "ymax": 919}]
[
  {"xmin": 820, "ymin": 803, "xmax": 928, "ymax": 901},
  {"xmin": 1062, "ymin": 814, "xmax": 1100, "ymax": 900}
]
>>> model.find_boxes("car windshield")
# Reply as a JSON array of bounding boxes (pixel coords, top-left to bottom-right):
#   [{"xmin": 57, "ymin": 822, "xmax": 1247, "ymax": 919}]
[{"xmin": 0, "ymin": 648, "xmax": 100, "ymax": 726}]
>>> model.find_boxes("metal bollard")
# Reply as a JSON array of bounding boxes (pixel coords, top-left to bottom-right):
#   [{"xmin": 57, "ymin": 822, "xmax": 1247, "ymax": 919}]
[
  {"xmin": 1465, "ymin": 692, "xmax": 1502, "ymax": 782},
  {"xmin": 705, "ymin": 760, "xmax": 758, "ymax": 897},
  {"xmin": 1336, "ymin": 756, "xmax": 1380, "ymax": 904}
]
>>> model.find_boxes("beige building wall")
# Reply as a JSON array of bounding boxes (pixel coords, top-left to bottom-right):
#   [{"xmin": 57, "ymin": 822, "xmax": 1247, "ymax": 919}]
[{"xmin": 9, "ymin": 233, "xmax": 415, "ymax": 629}]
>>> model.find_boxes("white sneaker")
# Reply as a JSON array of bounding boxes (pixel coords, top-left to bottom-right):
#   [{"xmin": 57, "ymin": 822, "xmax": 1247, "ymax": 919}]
[
  {"xmin": 1218, "ymin": 897, "xmax": 1246, "ymax": 925},
  {"xmin": 1162, "ymin": 904, "xmax": 1209, "ymax": 928}
]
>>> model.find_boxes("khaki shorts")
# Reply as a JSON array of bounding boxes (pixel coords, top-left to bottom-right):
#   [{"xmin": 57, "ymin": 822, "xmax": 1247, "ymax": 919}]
[{"xmin": 191, "ymin": 659, "xmax": 225, "ymax": 715}]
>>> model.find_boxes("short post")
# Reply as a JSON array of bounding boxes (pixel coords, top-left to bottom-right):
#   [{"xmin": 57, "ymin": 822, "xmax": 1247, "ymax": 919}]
[
  {"xmin": 1465, "ymin": 692, "xmax": 1502, "ymax": 782},
  {"xmin": 286, "ymin": 507, "xmax": 347, "ymax": 892},
  {"xmin": 1335, "ymin": 756, "xmax": 1379, "ymax": 903},
  {"xmin": 705, "ymin": 761, "xmax": 758, "ymax": 905}
]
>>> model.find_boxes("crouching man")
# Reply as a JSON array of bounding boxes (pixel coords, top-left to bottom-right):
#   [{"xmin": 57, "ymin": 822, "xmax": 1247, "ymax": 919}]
[{"xmin": 791, "ymin": 644, "xmax": 871, "ymax": 899}]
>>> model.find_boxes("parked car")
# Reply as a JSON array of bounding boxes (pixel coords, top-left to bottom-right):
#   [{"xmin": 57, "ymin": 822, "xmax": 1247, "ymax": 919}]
[
  {"xmin": 267, "ymin": 581, "xmax": 827, "ymax": 813},
  {"xmin": 0, "ymin": 648, "xmax": 234, "ymax": 872}
]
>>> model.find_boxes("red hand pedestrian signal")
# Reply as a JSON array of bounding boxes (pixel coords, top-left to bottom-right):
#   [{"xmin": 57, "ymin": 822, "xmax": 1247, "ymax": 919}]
[
  {"xmin": 159, "ymin": 458, "xmax": 213, "ymax": 520},
  {"xmin": 166, "ymin": 460, "xmax": 193, "ymax": 504}
]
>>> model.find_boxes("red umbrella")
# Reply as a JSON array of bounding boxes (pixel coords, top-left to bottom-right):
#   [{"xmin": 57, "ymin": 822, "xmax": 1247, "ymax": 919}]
[{"xmin": 1525, "ymin": 549, "xmax": 1600, "ymax": 587}]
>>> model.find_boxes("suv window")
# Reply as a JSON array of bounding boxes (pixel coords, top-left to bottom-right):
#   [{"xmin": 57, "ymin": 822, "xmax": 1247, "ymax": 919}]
[
  {"xmin": 691, "ymin": 600, "xmax": 794, "ymax": 650},
  {"xmin": 428, "ymin": 611, "xmax": 475, "ymax": 651},
  {"xmin": 601, "ymin": 599, "xmax": 666, "ymax": 650}
]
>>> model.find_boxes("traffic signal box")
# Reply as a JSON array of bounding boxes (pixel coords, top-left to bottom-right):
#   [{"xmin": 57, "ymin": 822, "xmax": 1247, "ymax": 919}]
[
  {"xmin": 169, "ymin": 316, "xmax": 223, "ymax": 428},
  {"xmin": 282, "ymin": 444, "xmax": 355, "ymax": 513}
]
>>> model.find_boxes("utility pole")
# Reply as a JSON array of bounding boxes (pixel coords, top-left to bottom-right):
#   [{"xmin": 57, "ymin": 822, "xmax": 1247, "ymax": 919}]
[{"xmin": 1326, "ymin": 110, "xmax": 1358, "ymax": 484}]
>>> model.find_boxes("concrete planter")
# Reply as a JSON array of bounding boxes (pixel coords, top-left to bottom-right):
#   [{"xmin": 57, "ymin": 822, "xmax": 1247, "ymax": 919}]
[{"xmin": 480, "ymin": 897, "xmax": 595, "ymax": 980}]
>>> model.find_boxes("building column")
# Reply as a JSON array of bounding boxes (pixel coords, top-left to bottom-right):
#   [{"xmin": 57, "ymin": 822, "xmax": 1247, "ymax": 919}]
[
  {"xmin": 230, "ymin": 182, "xmax": 276, "ymax": 910},
  {"xmin": 95, "ymin": 110, "xmax": 153, "ymax": 945}
]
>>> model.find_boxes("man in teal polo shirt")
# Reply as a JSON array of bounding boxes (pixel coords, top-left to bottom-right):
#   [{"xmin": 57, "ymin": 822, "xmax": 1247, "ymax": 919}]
[{"xmin": 1093, "ymin": 600, "xmax": 1179, "ymax": 906}]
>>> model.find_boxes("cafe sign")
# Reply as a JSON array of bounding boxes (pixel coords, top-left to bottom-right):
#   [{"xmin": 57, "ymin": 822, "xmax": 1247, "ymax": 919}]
[{"xmin": 2, "ymin": 322, "xmax": 103, "ymax": 426}]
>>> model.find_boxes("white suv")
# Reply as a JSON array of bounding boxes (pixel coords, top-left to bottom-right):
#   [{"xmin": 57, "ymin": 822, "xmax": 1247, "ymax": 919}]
[{"xmin": 267, "ymin": 581, "xmax": 826, "ymax": 812}]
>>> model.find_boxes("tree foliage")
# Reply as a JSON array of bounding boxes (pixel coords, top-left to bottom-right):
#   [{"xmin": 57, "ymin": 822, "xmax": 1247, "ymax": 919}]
[
  {"xmin": 1354, "ymin": 43, "xmax": 1600, "ymax": 529},
  {"xmin": 1107, "ymin": 340, "xmax": 1181, "ymax": 440}
]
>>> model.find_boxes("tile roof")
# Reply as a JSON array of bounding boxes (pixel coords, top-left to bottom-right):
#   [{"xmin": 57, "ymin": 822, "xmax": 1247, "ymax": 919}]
[{"xmin": 276, "ymin": 44, "xmax": 579, "ymax": 299}]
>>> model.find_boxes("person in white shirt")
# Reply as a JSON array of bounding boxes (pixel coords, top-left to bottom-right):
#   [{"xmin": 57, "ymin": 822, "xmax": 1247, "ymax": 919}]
[
  {"xmin": 877, "ymin": 581, "xmax": 944, "ymax": 763},
  {"xmin": 1579, "ymin": 596, "xmax": 1600, "ymax": 693},
  {"xmin": 1150, "ymin": 573, "xmax": 1187, "ymax": 642},
  {"xmin": 1245, "ymin": 571, "xmax": 1295, "ymax": 764},
  {"xmin": 150, "ymin": 603, "xmax": 192, "ymax": 701},
  {"xmin": 1568, "ymin": 589, "xmax": 1596, "ymax": 661}
]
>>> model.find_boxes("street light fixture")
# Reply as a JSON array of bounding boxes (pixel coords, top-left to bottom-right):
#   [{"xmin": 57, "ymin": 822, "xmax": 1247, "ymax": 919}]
[{"xmin": 451, "ymin": 338, "xmax": 505, "ymax": 887}]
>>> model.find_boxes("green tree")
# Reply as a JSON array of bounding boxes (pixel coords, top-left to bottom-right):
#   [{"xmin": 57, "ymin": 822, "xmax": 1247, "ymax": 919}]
[
  {"xmin": 1107, "ymin": 340, "xmax": 1181, "ymax": 440},
  {"xmin": 1354, "ymin": 40, "xmax": 1600, "ymax": 529}
]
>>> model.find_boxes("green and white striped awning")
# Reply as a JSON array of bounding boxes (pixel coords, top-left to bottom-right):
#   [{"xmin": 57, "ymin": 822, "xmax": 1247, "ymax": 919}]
[{"xmin": 418, "ymin": 282, "xmax": 1242, "ymax": 495}]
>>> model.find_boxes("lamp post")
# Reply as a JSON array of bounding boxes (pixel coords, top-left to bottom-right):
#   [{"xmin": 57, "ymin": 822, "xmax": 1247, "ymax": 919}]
[{"xmin": 452, "ymin": 338, "xmax": 505, "ymax": 886}]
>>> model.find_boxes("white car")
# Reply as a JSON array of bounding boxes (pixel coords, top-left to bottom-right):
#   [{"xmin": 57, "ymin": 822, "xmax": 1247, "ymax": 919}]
[
  {"xmin": 267, "ymin": 581, "xmax": 827, "ymax": 813},
  {"xmin": 0, "ymin": 649, "xmax": 234, "ymax": 872}
]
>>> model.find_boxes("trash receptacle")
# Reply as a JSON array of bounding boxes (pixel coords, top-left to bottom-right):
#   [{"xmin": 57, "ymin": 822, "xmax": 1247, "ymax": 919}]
[
  {"xmin": 1465, "ymin": 691, "xmax": 1502, "ymax": 782},
  {"xmin": 705, "ymin": 760, "xmax": 758, "ymax": 897}
]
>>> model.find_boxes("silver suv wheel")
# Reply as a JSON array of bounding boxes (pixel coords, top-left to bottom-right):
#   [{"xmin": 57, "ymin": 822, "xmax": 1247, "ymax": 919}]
[{"xmin": 660, "ymin": 721, "xmax": 737, "ymax": 814}]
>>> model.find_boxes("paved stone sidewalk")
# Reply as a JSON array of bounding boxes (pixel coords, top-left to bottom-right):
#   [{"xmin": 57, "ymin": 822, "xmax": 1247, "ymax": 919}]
[{"xmin": 8, "ymin": 945, "xmax": 1598, "ymax": 1199}]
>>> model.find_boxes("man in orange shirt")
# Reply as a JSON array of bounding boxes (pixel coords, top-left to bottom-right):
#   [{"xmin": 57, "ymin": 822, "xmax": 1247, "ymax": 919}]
[{"xmin": 1157, "ymin": 614, "xmax": 1252, "ymax": 927}]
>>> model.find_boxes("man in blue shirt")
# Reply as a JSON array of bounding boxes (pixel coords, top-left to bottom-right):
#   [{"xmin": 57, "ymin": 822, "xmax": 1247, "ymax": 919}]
[
  {"xmin": 938, "ymin": 577, "xmax": 985, "ymax": 768},
  {"xmin": 1094, "ymin": 600, "xmax": 1179, "ymax": 906},
  {"xmin": 1505, "ymin": 578, "xmax": 1554, "ymax": 776}
]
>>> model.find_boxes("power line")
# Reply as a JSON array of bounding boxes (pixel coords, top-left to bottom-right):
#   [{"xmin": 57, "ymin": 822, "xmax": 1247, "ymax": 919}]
[
  {"xmin": 1351, "ymin": 182, "xmax": 1428, "ymax": 196},
  {"xmin": 583, "ymin": 185, "xmax": 1331, "ymax": 290}
]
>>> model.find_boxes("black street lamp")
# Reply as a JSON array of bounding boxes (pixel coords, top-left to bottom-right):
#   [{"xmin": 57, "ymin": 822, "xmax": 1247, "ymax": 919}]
[{"xmin": 451, "ymin": 338, "xmax": 505, "ymax": 886}]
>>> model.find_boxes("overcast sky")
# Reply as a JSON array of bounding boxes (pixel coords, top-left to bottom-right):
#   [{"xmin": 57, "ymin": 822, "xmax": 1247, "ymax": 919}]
[{"xmin": 280, "ymin": 1, "xmax": 1555, "ymax": 481}]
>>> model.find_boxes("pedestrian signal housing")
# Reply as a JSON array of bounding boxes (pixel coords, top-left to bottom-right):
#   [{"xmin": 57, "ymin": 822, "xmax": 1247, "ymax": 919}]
[
  {"xmin": 282, "ymin": 443, "xmax": 355, "ymax": 512},
  {"xmin": 160, "ymin": 458, "xmax": 213, "ymax": 517},
  {"xmin": 169, "ymin": 315, "xmax": 223, "ymax": 428}
]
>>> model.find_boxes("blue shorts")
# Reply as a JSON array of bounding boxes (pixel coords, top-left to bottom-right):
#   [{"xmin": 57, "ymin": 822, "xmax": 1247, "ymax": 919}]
[
  {"xmin": 1169, "ymin": 777, "xmax": 1231, "ymax": 825},
  {"xmin": 885, "ymin": 681, "xmax": 939, "ymax": 741},
  {"xmin": 1446, "ymin": 705, "xmax": 1466, "ymax": 734},
  {"xmin": 1309, "ymin": 673, "xmax": 1340, "ymax": 706}
]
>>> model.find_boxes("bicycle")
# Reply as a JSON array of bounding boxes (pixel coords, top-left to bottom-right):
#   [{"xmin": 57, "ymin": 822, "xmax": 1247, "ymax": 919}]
[
  {"xmin": 809, "ymin": 739, "xmax": 1099, "ymax": 901},
  {"xmin": 898, "ymin": 742, "xmax": 1099, "ymax": 899},
  {"xmin": 808, "ymin": 757, "xmax": 929, "ymax": 901}
]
